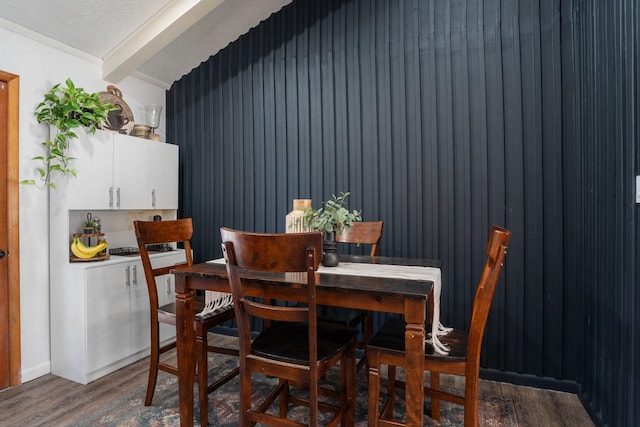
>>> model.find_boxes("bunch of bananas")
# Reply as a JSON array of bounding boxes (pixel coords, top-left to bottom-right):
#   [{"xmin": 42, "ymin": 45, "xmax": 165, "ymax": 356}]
[{"xmin": 70, "ymin": 238, "xmax": 108, "ymax": 259}]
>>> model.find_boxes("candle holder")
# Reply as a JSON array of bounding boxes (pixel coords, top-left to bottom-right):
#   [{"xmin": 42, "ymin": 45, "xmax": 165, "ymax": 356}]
[{"xmin": 145, "ymin": 104, "xmax": 162, "ymax": 140}]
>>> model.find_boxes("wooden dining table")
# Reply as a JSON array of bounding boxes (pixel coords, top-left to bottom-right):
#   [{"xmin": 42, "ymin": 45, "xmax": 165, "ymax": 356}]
[{"xmin": 171, "ymin": 254, "xmax": 441, "ymax": 426}]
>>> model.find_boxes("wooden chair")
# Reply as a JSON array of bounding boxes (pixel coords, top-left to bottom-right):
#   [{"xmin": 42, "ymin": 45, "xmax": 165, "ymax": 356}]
[
  {"xmin": 318, "ymin": 221, "xmax": 384, "ymax": 371},
  {"xmin": 220, "ymin": 227, "xmax": 358, "ymax": 427},
  {"xmin": 367, "ymin": 225, "xmax": 511, "ymax": 427},
  {"xmin": 134, "ymin": 219, "xmax": 239, "ymax": 427},
  {"xmin": 336, "ymin": 221, "xmax": 384, "ymax": 256}
]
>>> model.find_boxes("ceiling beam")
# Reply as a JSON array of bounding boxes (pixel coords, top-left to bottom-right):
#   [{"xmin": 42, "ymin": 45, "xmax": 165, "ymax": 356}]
[{"xmin": 102, "ymin": 0, "xmax": 225, "ymax": 84}]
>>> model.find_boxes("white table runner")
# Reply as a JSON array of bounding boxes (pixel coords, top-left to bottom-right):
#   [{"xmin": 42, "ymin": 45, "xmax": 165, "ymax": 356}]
[
  {"xmin": 207, "ymin": 258, "xmax": 451, "ymax": 354},
  {"xmin": 197, "ymin": 258, "xmax": 234, "ymax": 318},
  {"xmin": 318, "ymin": 262, "xmax": 451, "ymax": 354}
]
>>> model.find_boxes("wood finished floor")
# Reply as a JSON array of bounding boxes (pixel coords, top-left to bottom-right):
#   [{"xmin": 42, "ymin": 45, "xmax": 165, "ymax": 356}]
[{"xmin": 0, "ymin": 333, "xmax": 594, "ymax": 426}]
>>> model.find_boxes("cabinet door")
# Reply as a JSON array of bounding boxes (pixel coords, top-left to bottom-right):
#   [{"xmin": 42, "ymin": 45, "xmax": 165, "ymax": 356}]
[
  {"xmin": 85, "ymin": 263, "xmax": 131, "ymax": 372},
  {"xmin": 129, "ymin": 261, "xmax": 151, "ymax": 355},
  {"xmin": 66, "ymin": 129, "xmax": 114, "ymax": 209},
  {"xmin": 152, "ymin": 252, "xmax": 185, "ymax": 342},
  {"xmin": 156, "ymin": 274, "xmax": 176, "ymax": 342},
  {"xmin": 148, "ymin": 142, "xmax": 179, "ymax": 209},
  {"xmin": 113, "ymin": 135, "xmax": 150, "ymax": 209}
]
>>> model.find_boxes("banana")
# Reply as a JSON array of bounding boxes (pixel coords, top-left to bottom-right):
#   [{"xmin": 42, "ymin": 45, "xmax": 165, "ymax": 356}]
[
  {"xmin": 71, "ymin": 238, "xmax": 94, "ymax": 259},
  {"xmin": 75, "ymin": 238, "xmax": 108, "ymax": 256},
  {"xmin": 71, "ymin": 238, "xmax": 108, "ymax": 259}
]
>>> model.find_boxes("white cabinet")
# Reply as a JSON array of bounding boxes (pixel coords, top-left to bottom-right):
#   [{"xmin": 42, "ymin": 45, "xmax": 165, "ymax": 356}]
[
  {"xmin": 156, "ymin": 274, "xmax": 177, "ymax": 342},
  {"xmin": 85, "ymin": 260, "xmax": 148, "ymax": 372},
  {"xmin": 62, "ymin": 129, "xmax": 178, "ymax": 210},
  {"xmin": 112, "ymin": 135, "xmax": 149, "ymax": 209},
  {"xmin": 50, "ymin": 251, "xmax": 185, "ymax": 384},
  {"xmin": 64, "ymin": 128, "xmax": 114, "ymax": 209},
  {"xmin": 48, "ymin": 127, "xmax": 182, "ymax": 384},
  {"xmin": 147, "ymin": 140, "xmax": 179, "ymax": 209},
  {"xmin": 151, "ymin": 252, "xmax": 188, "ymax": 342}
]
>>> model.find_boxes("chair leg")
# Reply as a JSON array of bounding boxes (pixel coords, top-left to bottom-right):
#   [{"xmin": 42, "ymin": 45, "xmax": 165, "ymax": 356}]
[
  {"xmin": 309, "ymin": 376, "xmax": 319, "ymax": 427},
  {"xmin": 197, "ymin": 332, "xmax": 209, "ymax": 426},
  {"xmin": 464, "ymin": 373, "xmax": 480, "ymax": 427},
  {"xmin": 145, "ymin": 322, "xmax": 160, "ymax": 406},
  {"xmin": 362, "ymin": 312, "xmax": 373, "ymax": 373},
  {"xmin": 346, "ymin": 346, "xmax": 357, "ymax": 426},
  {"xmin": 338, "ymin": 345, "xmax": 357, "ymax": 426},
  {"xmin": 239, "ymin": 364, "xmax": 252, "ymax": 427},
  {"xmin": 278, "ymin": 380, "xmax": 289, "ymax": 417},
  {"xmin": 383, "ymin": 365, "xmax": 396, "ymax": 420},
  {"xmin": 430, "ymin": 371, "xmax": 440, "ymax": 420},
  {"xmin": 367, "ymin": 349, "xmax": 381, "ymax": 426}
]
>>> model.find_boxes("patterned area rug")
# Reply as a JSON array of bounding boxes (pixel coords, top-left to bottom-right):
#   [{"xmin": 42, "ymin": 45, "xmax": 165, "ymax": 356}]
[{"xmin": 74, "ymin": 355, "xmax": 517, "ymax": 426}]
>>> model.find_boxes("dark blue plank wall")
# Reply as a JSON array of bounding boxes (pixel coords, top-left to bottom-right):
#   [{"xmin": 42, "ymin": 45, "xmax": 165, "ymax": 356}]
[{"xmin": 167, "ymin": 1, "xmax": 639, "ymax": 425}]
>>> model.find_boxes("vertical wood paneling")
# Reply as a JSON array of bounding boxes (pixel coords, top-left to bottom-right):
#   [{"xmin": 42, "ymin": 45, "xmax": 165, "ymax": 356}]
[
  {"xmin": 559, "ymin": 0, "xmax": 581, "ymax": 386},
  {"xmin": 540, "ymin": 0, "xmax": 563, "ymax": 380},
  {"xmin": 167, "ymin": 0, "xmax": 638, "ymax": 424},
  {"xmin": 419, "ymin": 0, "xmax": 440, "ymax": 260},
  {"xmin": 561, "ymin": 0, "xmax": 639, "ymax": 425},
  {"xmin": 483, "ymin": 0, "xmax": 509, "ymax": 370},
  {"xmin": 519, "ymin": 0, "xmax": 544, "ymax": 378}
]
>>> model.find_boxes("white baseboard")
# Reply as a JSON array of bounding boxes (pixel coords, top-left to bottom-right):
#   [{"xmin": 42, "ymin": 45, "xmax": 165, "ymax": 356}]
[{"xmin": 21, "ymin": 361, "xmax": 51, "ymax": 383}]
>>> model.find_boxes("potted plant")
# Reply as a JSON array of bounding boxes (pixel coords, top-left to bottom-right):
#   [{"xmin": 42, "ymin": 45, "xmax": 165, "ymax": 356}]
[
  {"xmin": 91, "ymin": 216, "xmax": 102, "ymax": 233},
  {"xmin": 83, "ymin": 217, "xmax": 95, "ymax": 234},
  {"xmin": 82, "ymin": 213, "xmax": 102, "ymax": 234},
  {"xmin": 20, "ymin": 78, "xmax": 116, "ymax": 189},
  {"xmin": 304, "ymin": 192, "xmax": 362, "ymax": 266}
]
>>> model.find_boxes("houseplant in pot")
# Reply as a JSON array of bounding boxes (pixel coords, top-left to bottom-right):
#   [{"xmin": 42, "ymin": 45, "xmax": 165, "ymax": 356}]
[
  {"xmin": 304, "ymin": 192, "xmax": 362, "ymax": 266},
  {"xmin": 20, "ymin": 78, "xmax": 116, "ymax": 189}
]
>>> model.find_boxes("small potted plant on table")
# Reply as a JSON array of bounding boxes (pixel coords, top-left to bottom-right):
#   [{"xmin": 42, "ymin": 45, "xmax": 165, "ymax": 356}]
[{"xmin": 304, "ymin": 192, "xmax": 362, "ymax": 267}]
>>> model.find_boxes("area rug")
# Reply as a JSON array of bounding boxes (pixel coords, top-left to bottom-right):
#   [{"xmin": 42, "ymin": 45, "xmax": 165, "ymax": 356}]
[{"xmin": 74, "ymin": 354, "xmax": 517, "ymax": 426}]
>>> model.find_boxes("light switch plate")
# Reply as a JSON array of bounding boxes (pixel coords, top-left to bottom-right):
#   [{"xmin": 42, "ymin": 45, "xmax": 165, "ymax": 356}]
[{"xmin": 637, "ymin": 175, "xmax": 640, "ymax": 203}]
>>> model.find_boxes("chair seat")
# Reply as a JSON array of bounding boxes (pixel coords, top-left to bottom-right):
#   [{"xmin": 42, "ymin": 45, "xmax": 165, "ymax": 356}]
[
  {"xmin": 317, "ymin": 305, "xmax": 367, "ymax": 327},
  {"xmin": 252, "ymin": 322, "xmax": 359, "ymax": 365},
  {"xmin": 368, "ymin": 317, "xmax": 468, "ymax": 361}
]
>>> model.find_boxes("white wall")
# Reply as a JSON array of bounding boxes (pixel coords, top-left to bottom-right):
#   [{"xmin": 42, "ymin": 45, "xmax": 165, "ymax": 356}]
[{"xmin": 0, "ymin": 27, "xmax": 167, "ymax": 382}]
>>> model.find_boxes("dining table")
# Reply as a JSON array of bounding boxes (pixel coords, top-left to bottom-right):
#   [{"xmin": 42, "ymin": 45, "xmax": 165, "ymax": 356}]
[{"xmin": 171, "ymin": 254, "xmax": 442, "ymax": 426}]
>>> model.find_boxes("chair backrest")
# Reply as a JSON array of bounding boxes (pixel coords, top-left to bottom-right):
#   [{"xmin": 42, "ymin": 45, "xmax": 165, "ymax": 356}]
[
  {"xmin": 134, "ymin": 219, "xmax": 194, "ymax": 315},
  {"xmin": 220, "ymin": 228, "xmax": 323, "ymax": 362},
  {"xmin": 336, "ymin": 221, "xmax": 384, "ymax": 256},
  {"xmin": 465, "ymin": 225, "xmax": 511, "ymax": 372}
]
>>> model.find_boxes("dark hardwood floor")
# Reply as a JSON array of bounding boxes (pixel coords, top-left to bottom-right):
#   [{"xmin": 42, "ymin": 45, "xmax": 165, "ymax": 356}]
[{"xmin": 0, "ymin": 333, "xmax": 593, "ymax": 426}]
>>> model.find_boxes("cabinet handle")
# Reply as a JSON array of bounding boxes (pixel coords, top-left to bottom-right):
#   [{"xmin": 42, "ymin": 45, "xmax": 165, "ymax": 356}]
[
  {"xmin": 166, "ymin": 277, "xmax": 171, "ymax": 295},
  {"xmin": 152, "ymin": 189, "xmax": 156, "ymax": 207},
  {"xmin": 116, "ymin": 187, "xmax": 121, "ymax": 208},
  {"xmin": 109, "ymin": 187, "xmax": 113, "ymax": 208},
  {"xmin": 133, "ymin": 265, "xmax": 138, "ymax": 286},
  {"xmin": 125, "ymin": 265, "xmax": 130, "ymax": 287}
]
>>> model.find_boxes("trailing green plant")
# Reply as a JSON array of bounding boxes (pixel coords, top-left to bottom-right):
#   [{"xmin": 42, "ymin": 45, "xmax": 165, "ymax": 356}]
[
  {"xmin": 303, "ymin": 191, "xmax": 362, "ymax": 234},
  {"xmin": 21, "ymin": 78, "xmax": 116, "ymax": 189}
]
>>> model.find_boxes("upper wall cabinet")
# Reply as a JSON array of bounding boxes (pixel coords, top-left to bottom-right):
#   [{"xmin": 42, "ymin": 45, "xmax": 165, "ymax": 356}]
[
  {"xmin": 147, "ymin": 139, "xmax": 179, "ymax": 209},
  {"xmin": 59, "ymin": 129, "xmax": 178, "ymax": 210}
]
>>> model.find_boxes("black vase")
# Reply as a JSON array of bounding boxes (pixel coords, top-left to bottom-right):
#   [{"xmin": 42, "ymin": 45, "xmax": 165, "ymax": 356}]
[{"xmin": 322, "ymin": 231, "xmax": 340, "ymax": 267}]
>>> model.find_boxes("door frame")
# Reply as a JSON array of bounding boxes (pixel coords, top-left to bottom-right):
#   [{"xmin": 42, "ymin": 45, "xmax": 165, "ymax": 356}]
[{"xmin": 0, "ymin": 70, "xmax": 21, "ymax": 386}]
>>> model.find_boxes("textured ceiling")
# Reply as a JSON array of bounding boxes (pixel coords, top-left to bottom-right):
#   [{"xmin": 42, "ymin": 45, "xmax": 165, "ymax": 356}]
[{"xmin": 0, "ymin": 0, "xmax": 292, "ymax": 89}]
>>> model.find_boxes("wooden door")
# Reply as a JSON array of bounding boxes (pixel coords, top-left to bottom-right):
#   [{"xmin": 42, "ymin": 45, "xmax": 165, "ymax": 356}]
[
  {"xmin": 0, "ymin": 71, "xmax": 21, "ymax": 389},
  {"xmin": 0, "ymin": 76, "xmax": 9, "ymax": 389}
]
